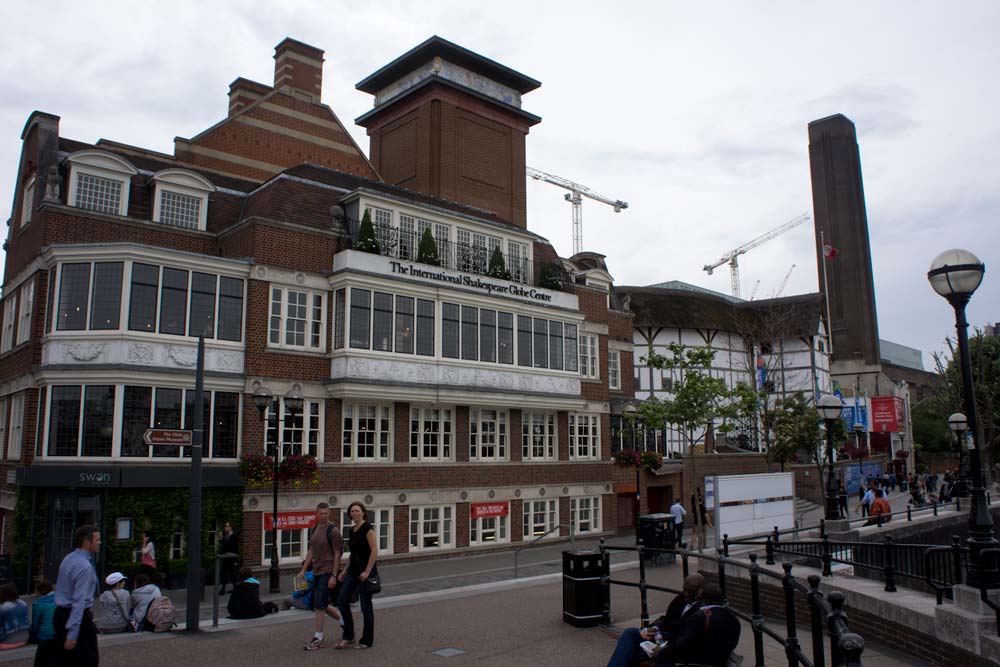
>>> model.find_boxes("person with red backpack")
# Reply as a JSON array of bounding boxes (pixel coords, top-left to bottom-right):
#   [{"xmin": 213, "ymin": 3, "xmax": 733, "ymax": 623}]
[{"xmin": 298, "ymin": 502, "xmax": 343, "ymax": 651}]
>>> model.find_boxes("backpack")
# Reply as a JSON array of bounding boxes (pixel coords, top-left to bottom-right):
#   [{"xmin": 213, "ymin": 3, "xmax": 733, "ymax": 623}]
[{"xmin": 145, "ymin": 596, "xmax": 176, "ymax": 632}]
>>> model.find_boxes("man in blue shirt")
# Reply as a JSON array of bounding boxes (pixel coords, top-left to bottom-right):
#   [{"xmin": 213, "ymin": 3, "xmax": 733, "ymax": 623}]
[{"xmin": 38, "ymin": 525, "xmax": 100, "ymax": 666}]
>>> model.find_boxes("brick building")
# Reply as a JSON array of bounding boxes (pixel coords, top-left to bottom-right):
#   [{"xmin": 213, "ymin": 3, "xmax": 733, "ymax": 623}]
[{"xmin": 0, "ymin": 36, "xmax": 634, "ymax": 584}]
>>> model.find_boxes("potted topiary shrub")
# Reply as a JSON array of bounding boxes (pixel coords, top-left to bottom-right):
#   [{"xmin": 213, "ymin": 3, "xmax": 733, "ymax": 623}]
[
  {"xmin": 487, "ymin": 246, "xmax": 511, "ymax": 280},
  {"xmin": 354, "ymin": 209, "xmax": 381, "ymax": 254},
  {"xmin": 417, "ymin": 227, "xmax": 440, "ymax": 266}
]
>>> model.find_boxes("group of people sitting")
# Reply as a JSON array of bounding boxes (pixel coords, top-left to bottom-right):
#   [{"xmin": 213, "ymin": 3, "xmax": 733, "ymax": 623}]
[
  {"xmin": 607, "ymin": 574, "xmax": 741, "ymax": 667},
  {"xmin": 94, "ymin": 572, "xmax": 163, "ymax": 633}
]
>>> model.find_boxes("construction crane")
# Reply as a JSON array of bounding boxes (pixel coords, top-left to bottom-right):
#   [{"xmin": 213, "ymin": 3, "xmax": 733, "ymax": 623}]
[
  {"xmin": 527, "ymin": 166, "xmax": 628, "ymax": 255},
  {"xmin": 749, "ymin": 280, "xmax": 761, "ymax": 301},
  {"xmin": 703, "ymin": 212, "xmax": 810, "ymax": 299},
  {"xmin": 775, "ymin": 264, "xmax": 796, "ymax": 297}
]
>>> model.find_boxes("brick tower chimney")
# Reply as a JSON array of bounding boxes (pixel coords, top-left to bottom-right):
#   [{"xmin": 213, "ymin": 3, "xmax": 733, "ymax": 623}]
[
  {"xmin": 355, "ymin": 36, "xmax": 541, "ymax": 228},
  {"xmin": 273, "ymin": 38, "xmax": 324, "ymax": 102}
]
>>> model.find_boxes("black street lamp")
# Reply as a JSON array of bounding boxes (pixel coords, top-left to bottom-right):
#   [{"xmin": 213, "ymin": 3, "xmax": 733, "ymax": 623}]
[
  {"xmin": 818, "ymin": 395, "xmax": 844, "ymax": 521},
  {"xmin": 251, "ymin": 384, "xmax": 304, "ymax": 594},
  {"xmin": 928, "ymin": 248, "xmax": 997, "ymax": 588},
  {"xmin": 622, "ymin": 403, "xmax": 641, "ymax": 544},
  {"xmin": 948, "ymin": 412, "xmax": 971, "ymax": 499}
]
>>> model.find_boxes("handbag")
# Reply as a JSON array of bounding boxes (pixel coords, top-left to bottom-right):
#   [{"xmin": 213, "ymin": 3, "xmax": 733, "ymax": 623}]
[{"xmin": 364, "ymin": 576, "xmax": 381, "ymax": 595}]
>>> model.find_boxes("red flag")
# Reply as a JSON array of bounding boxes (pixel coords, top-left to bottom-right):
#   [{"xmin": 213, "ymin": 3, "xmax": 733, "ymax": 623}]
[{"xmin": 823, "ymin": 244, "xmax": 838, "ymax": 259}]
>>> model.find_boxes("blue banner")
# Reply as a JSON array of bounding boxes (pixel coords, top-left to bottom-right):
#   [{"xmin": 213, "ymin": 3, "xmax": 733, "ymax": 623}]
[
  {"xmin": 841, "ymin": 406, "xmax": 868, "ymax": 430},
  {"xmin": 843, "ymin": 461, "xmax": 884, "ymax": 495}
]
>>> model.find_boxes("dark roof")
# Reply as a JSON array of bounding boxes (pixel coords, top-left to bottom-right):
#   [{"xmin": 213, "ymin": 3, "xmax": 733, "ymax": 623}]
[
  {"xmin": 281, "ymin": 163, "xmax": 540, "ymax": 236},
  {"xmin": 617, "ymin": 286, "xmax": 824, "ymax": 338},
  {"xmin": 356, "ymin": 35, "xmax": 541, "ymax": 94},
  {"xmin": 58, "ymin": 137, "xmax": 259, "ymax": 193}
]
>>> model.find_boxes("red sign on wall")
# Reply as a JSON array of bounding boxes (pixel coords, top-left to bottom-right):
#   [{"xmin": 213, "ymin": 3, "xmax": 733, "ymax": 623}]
[
  {"xmin": 870, "ymin": 397, "xmax": 903, "ymax": 433},
  {"xmin": 471, "ymin": 502, "xmax": 509, "ymax": 519},
  {"xmin": 263, "ymin": 512, "xmax": 316, "ymax": 531}
]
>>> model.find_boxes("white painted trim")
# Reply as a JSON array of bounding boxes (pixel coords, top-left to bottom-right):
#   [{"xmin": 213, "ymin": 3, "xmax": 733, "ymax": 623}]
[{"xmin": 42, "ymin": 243, "xmax": 251, "ymax": 276}]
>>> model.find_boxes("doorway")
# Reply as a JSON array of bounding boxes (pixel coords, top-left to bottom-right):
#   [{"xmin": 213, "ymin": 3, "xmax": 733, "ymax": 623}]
[
  {"xmin": 44, "ymin": 493, "xmax": 102, "ymax": 583},
  {"xmin": 646, "ymin": 486, "xmax": 673, "ymax": 514},
  {"xmin": 617, "ymin": 494, "xmax": 636, "ymax": 530}
]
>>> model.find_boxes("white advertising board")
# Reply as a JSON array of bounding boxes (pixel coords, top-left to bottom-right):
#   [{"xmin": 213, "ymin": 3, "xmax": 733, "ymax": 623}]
[{"xmin": 712, "ymin": 472, "xmax": 796, "ymax": 542}]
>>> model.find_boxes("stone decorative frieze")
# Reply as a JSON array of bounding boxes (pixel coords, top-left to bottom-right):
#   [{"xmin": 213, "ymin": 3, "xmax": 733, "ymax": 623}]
[
  {"xmin": 42, "ymin": 338, "xmax": 244, "ymax": 374},
  {"xmin": 331, "ymin": 356, "xmax": 580, "ymax": 395}
]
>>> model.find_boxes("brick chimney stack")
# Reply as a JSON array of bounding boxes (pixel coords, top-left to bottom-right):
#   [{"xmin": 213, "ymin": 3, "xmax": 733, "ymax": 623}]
[{"xmin": 273, "ymin": 38, "xmax": 324, "ymax": 102}]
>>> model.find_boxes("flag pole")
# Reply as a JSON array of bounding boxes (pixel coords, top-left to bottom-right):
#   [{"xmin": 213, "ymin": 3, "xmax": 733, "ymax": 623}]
[{"xmin": 820, "ymin": 230, "xmax": 834, "ymax": 357}]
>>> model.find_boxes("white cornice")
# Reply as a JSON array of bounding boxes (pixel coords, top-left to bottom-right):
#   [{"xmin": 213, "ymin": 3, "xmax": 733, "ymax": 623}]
[{"xmin": 40, "ymin": 243, "xmax": 251, "ymax": 276}]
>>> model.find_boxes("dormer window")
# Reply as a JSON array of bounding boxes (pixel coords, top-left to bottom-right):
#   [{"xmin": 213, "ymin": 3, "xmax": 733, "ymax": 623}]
[
  {"xmin": 66, "ymin": 150, "xmax": 138, "ymax": 217},
  {"xmin": 152, "ymin": 169, "xmax": 215, "ymax": 231}
]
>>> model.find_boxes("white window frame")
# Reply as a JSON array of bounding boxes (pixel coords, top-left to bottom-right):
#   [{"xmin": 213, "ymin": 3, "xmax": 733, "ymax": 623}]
[
  {"xmin": 409, "ymin": 505, "xmax": 454, "ymax": 551},
  {"xmin": 7, "ymin": 394, "xmax": 23, "ymax": 462},
  {"xmin": 341, "ymin": 508, "xmax": 393, "ymax": 556},
  {"xmin": 262, "ymin": 526, "xmax": 308, "ymax": 565},
  {"xmin": 470, "ymin": 513, "xmax": 509, "ymax": 546},
  {"xmin": 66, "ymin": 150, "xmax": 138, "ymax": 217},
  {"xmin": 522, "ymin": 499, "xmax": 558, "ymax": 540},
  {"xmin": 0, "ymin": 397, "xmax": 8, "ymax": 461},
  {"xmin": 469, "ymin": 409, "xmax": 507, "ymax": 461},
  {"xmin": 522, "ymin": 412, "xmax": 557, "ymax": 461},
  {"xmin": 16, "ymin": 280, "xmax": 34, "ymax": 345},
  {"xmin": 151, "ymin": 169, "xmax": 214, "ymax": 231},
  {"xmin": 20, "ymin": 176, "xmax": 35, "ymax": 229},
  {"xmin": 569, "ymin": 413, "xmax": 601, "ymax": 460},
  {"xmin": 266, "ymin": 397, "xmax": 324, "ymax": 461},
  {"xmin": 608, "ymin": 350, "xmax": 621, "ymax": 390},
  {"xmin": 580, "ymin": 334, "xmax": 599, "ymax": 379},
  {"xmin": 341, "ymin": 402, "xmax": 392, "ymax": 461},
  {"xmin": 570, "ymin": 496, "xmax": 602, "ymax": 534},
  {"xmin": 507, "ymin": 240, "xmax": 528, "ymax": 284},
  {"xmin": 409, "ymin": 406, "xmax": 453, "ymax": 462},
  {"xmin": 269, "ymin": 286, "xmax": 326, "ymax": 352},
  {"xmin": 1, "ymin": 296, "xmax": 16, "ymax": 353}
]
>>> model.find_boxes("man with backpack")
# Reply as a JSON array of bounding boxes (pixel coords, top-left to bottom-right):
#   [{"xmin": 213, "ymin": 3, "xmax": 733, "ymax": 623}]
[{"xmin": 298, "ymin": 502, "xmax": 343, "ymax": 651}]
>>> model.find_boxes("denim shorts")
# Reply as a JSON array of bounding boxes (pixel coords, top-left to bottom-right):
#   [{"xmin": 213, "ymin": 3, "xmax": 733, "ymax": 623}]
[{"xmin": 312, "ymin": 574, "xmax": 335, "ymax": 610}]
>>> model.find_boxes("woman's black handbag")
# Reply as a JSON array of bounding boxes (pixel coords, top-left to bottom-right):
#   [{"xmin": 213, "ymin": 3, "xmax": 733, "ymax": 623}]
[{"xmin": 364, "ymin": 576, "xmax": 381, "ymax": 595}]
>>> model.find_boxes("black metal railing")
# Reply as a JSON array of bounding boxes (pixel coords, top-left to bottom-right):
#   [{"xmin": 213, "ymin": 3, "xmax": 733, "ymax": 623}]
[
  {"xmin": 976, "ymin": 547, "xmax": 1000, "ymax": 637},
  {"xmin": 599, "ymin": 541, "xmax": 864, "ymax": 666},
  {"xmin": 343, "ymin": 217, "xmax": 572, "ymax": 291}
]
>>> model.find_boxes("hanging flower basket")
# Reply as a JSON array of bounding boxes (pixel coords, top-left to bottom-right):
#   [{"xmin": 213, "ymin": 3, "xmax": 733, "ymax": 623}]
[
  {"xmin": 239, "ymin": 453, "xmax": 319, "ymax": 488},
  {"xmin": 849, "ymin": 447, "xmax": 870, "ymax": 461},
  {"xmin": 895, "ymin": 449, "xmax": 910, "ymax": 459},
  {"xmin": 612, "ymin": 448, "xmax": 663, "ymax": 471}
]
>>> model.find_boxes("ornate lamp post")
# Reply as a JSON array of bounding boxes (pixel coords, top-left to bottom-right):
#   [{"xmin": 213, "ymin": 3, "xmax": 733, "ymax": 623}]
[
  {"xmin": 818, "ymin": 395, "xmax": 844, "ymax": 520},
  {"xmin": 948, "ymin": 412, "xmax": 971, "ymax": 499},
  {"xmin": 622, "ymin": 403, "xmax": 641, "ymax": 544},
  {"xmin": 251, "ymin": 384, "xmax": 304, "ymax": 594},
  {"xmin": 928, "ymin": 248, "xmax": 996, "ymax": 588}
]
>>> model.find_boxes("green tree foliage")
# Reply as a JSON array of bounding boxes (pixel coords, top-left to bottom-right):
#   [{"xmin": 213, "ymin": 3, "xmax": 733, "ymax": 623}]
[
  {"xmin": 487, "ymin": 246, "xmax": 511, "ymax": 280},
  {"xmin": 538, "ymin": 262, "xmax": 562, "ymax": 290},
  {"xmin": 637, "ymin": 343, "xmax": 756, "ymax": 451},
  {"xmin": 416, "ymin": 227, "xmax": 440, "ymax": 266},
  {"xmin": 932, "ymin": 330, "xmax": 1000, "ymax": 462},
  {"xmin": 911, "ymin": 401, "xmax": 953, "ymax": 452},
  {"xmin": 769, "ymin": 391, "xmax": 821, "ymax": 473},
  {"xmin": 354, "ymin": 209, "xmax": 381, "ymax": 254}
]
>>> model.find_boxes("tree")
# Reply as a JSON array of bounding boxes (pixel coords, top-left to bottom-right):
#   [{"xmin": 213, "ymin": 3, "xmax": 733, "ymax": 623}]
[
  {"xmin": 931, "ymin": 330, "xmax": 1000, "ymax": 463},
  {"xmin": 911, "ymin": 401, "xmax": 952, "ymax": 453},
  {"xmin": 538, "ymin": 262, "xmax": 562, "ymax": 290},
  {"xmin": 416, "ymin": 227, "xmax": 440, "ymax": 266},
  {"xmin": 354, "ymin": 209, "xmax": 381, "ymax": 254},
  {"xmin": 487, "ymin": 245, "xmax": 511, "ymax": 280},
  {"xmin": 768, "ymin": 391, "xmax": 847, "ymax": 477},
  {"xmin": 637, "ymin": 343, "xmax": 756, "ymax": 452}
]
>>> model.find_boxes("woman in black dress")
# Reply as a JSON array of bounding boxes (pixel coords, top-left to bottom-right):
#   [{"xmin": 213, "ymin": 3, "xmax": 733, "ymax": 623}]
[{"xmin": 334, "ymin": 501, "xmax": 379, "ymax": 649}]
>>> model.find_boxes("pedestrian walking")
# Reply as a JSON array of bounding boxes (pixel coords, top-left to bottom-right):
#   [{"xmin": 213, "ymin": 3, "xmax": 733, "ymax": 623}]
[
  {"xmin": 218, "ymin": 521, "xmax": 239, "ymax": 595},
  {"xmin": 669, "ymin": 498, "xmax": 686, "ymax": 547},
  {"xmin": 336, "ymin": 501, "xmax": 379, "ymax": 650},
  {"xmin": 300, "ymin": 502, "xmax": 343, "ymax": 651},
  {"xmin": 689, "ymin": 489, "xmax": 712, "ymax": 552},
  {"xmin": 37, "ymin": 525, "xmax": 100, "ymax": 666}
]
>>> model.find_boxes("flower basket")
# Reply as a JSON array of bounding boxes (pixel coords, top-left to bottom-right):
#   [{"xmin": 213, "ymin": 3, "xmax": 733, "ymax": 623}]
[
  {"xmin": 239, "ymin": 453, "xmax": 272, "ymax": 487},
  {"xmin": 239, "ymin": 453, "xmax": 319, "ymax": 488},
  {"xmin": 612, "ymin": 448, "xmax": 663, "ymax": 471}
]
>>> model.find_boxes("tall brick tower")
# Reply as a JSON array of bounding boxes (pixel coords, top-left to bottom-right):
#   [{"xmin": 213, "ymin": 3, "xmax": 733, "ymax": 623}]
[
  {"xmin": 808, "ymin": 114, "xmax": 881, "ymax": 377},
  {"xmin": 355, "ymin": 36, "xmax": 541, "ymax": 228}
]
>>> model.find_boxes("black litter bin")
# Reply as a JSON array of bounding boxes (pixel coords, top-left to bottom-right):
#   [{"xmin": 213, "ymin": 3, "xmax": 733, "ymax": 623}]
[
  {"xmin": 638, "ymin": 513, "xmax": 675, "ymax": 564},
  {"xmin": 562, "ymin": 550, "xmax": 609, "ymax": 627}
]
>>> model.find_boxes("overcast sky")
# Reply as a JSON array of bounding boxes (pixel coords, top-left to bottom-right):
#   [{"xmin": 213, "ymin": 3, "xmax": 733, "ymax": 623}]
[{"xmin": 2, "ymin": 1, "xmax": 997, "ymax": 369}]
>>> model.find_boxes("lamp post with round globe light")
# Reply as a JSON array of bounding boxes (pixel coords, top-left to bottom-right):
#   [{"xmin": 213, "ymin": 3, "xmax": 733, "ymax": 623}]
[
  {"xmin": 818, "ymin": 395, "xmax": 844, "ymax": 520},
  {"xmin": 948, "ymin": 412, "xmax": 970, "ymax": 499},
  {"xmin": 928, "ymin": 249, "xmax": 997, "ymax": 588}
]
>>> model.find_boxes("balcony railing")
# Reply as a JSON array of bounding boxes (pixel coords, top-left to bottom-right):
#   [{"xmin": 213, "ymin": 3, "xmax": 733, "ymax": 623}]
[{"xmin": 343, "ymin": 218, "xmax": 571, "ymax": 291}]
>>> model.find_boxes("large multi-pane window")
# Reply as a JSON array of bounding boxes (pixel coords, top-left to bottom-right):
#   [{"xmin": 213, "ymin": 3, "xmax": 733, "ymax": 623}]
[
  {"xmin": 608, "ymin": 350, "xmax": 621, "ymax": 390},
  {"xmin": 394, "ymin": 296, "xmax": 414, "ymax": 354},
  {"xmin": 266, "ymin": 398, "xmax": 323, "ymax": 460},
  {"xmin": 410, "ymin": 407, "xmax": 453, "ymax": 461},
  {"xmin": 333, "ymin": 289, "xmax": 346, "ymax": 350},
  {"xmin": 508, "ymin": 241, "xmax": 528, "ymax": 284},
  {"xmin": 47, "ymin": 385, "xmax": 115, "ymax": 457},
  {"xmin": 118, "ymin": 385, "xmax": 239, "ymax": 459},
  {"xmin": 569, "ymin": 414, "xmax": 601, "ymax": 460},
  {"xmin": 522, "ymin": 412, "xmax": 557, "ymax": 460},
  {"xmin": 461, "ymin": 306, "xmax": 478, "ymax": 360},
  {"xmin": 570, "ymin": 496, "xmax": 602, "ymax": 534},
  {"xmin": 342, "ymin": 403, "xmax": 391, "ymax": 461},
  {"xmin": 158, "ymin": 190, "xmax": 201, "ymax": 229},
  {"xmin": 523, "ymin": 499, "xmax": 558, "ymax": 539},
  {"xmin": 348, "ymin": 288, "xmax": 433, "ymax": 356},
  {"xmin": 341, "ymin": 508, "xmax": 392, "ymax": 555},
  {"xmin": 579, "ymin": 334, "xmax": 599, "ymax": 379},
  {"xmin": 416, "ymin": 300, "xmax": 435, "ymax": 356},
  {"xmin": 409, "ymin": 505, "xmax": 453, "ymax": 550},
  {"xmin": 74, "ymin": 173, "xmax": 123, "ymax": 215},
  {"xmin": 442, "ymin": 303, "xmax": 460, "ymax": 359},
  {"xmin": 469, "ymin": 409, "xmax": 507, "ymax": 461},
  {"xmin": 270, "ymin": 287, "xmax": 324, "ymax": 350}
]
